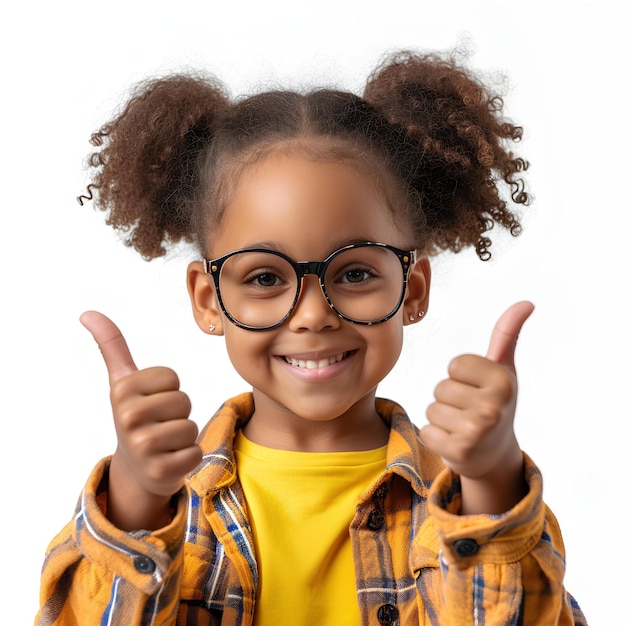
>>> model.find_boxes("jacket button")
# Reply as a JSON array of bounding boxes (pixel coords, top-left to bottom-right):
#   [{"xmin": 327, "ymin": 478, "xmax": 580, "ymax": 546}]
[
  {"xmin": 453, "ymin": 538, "xmax": 479, "ymax": 557},
  {"xmin": 377, "ymin": 603, "xmax": 399, "ymax": 624},
  {"xmin": 133, "ymin": 555, "xmax": 156, "ymax": 574},
  {"xmin": 367, "ymin": 509, "xmax": 385, "ymax": 530}
]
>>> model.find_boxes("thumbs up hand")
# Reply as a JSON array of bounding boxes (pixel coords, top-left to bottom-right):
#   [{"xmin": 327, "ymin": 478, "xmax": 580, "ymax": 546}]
[
  {"xmin": 80, "ymin": 311, "xmax": 203, "ymax": 531},
  {"xmin": 419, "ymin": 302, "xmax": 535, "ymax": 514}
]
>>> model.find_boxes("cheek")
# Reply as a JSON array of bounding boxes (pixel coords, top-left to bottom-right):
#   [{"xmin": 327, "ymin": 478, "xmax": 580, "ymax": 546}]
[
  {"xmin": 223, "ymin": 329, "xmax": 273, "ymax": 379},
  {"xmin": 224, "ymin": 330, "xmax": 249, "ymax": 362},
  {"xmin": 387, "ymin": 328, "xmax": 405, "ymax": 367},
  {"xmin": 366, "ymin": 321, "xmax": 405, "ymax": 369}
]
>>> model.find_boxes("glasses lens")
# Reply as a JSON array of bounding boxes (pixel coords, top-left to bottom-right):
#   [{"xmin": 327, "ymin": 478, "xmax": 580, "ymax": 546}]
[
  {"xmin": 216, "ymin": 245, "xmax": 407, "ymax": 329},
  {"xmin": 324, "ymin": 246, "xmax": 405, "ymax": 323},
  {"xmin": 218, "ymin": 251, "xmax": 298, "ymax": 328}
]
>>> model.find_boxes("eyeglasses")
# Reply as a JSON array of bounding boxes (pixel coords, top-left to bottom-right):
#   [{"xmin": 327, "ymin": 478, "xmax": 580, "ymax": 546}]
[{"xmin": 204, "ymin": 242, "xmax": 415, "ymax": 331}]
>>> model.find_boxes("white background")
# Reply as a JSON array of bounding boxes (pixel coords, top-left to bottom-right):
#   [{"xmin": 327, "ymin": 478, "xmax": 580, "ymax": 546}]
[{"xmin": 1, "ymin": 1, "xmax": 621, "ymax": 623}]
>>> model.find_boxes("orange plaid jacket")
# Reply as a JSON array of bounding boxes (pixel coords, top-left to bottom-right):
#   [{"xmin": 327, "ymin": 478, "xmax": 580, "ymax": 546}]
[{"xmin": 38, "ymin": 393, "xmax": 586, "ymax": 625}]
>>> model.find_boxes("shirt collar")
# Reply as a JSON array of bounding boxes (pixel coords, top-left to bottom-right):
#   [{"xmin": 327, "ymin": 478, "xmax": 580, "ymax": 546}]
[{"xmin": 188, "ymin": 393, "xmax": 440, "ymax": 498}]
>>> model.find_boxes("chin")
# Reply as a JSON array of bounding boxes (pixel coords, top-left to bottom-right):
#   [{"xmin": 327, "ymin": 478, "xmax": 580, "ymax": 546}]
[{"xmin": 285, "ymin": 402, "xmax": 350, "ymax": 423}]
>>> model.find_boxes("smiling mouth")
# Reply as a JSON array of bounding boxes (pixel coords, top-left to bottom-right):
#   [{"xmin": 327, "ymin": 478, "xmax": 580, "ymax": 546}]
[{"xmin": 283, "ymin": 351, "xmax": 350, "ymax": 369}]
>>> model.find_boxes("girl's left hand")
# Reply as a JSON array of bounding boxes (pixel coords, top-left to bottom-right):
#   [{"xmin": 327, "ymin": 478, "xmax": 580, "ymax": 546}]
[{"xmin": 419, "ymin": 301, "xmax": 535, "ymax": 514}]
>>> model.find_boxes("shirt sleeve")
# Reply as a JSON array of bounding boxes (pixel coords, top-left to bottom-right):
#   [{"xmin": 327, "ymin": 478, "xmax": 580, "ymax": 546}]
[
  {"xmin": 37, "ymin": 457, "xmax": 188, "ymax": 626},
  {"xmin": 425, "ymin": 452, "xmax": 587, "ymax": 626}
]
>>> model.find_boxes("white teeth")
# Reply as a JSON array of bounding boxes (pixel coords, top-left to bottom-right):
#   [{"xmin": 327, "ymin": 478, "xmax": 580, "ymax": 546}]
[{"xmin": 285, "ymin": 352, "xmax": 347, "ymax": 369}]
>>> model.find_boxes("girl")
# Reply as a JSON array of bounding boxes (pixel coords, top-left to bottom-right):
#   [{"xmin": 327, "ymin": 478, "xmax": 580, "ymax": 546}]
[{"xmin": 38, "ymin": 50, "xmax": 586, "ymax": 625}]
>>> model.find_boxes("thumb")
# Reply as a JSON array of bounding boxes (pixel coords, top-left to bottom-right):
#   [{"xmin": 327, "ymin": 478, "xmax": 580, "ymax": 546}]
[
  {"xmin": 80, "ymin": 311, "xmax": 138, "ymax": 384},
  {"xmin": 485, "ymin": 301, "xmax": 535, "ymax": 367}
]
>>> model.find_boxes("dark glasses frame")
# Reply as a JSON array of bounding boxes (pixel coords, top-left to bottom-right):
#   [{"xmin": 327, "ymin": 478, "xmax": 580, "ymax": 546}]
[{"xmin": 203, "ymin": 241, "xmax": 415, "ymax": 331}]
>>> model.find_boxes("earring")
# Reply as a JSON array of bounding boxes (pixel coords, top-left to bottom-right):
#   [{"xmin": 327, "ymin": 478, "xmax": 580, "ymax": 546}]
[
  {"xmin": 409, "ymin": 315, "xmax": 415, "ymax": 322},
  {"xmin": 418, "ymin": 311, "xmax": 425, "ymax": 317},
  {"xmin": 209, "ymin": 324, "xmax": 216, "ymax": 332}
]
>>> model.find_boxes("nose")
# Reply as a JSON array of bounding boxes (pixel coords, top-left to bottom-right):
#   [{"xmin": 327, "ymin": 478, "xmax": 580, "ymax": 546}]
[{"xmin": 287, "ymin": 275, "xmax": 341, "ymax": 332}]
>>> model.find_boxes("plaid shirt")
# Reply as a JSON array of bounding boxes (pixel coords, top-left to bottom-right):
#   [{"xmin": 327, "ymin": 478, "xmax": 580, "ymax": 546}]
[{"xmin": 38, "ymin": 393, "xmax": 586, "ymax": 625}]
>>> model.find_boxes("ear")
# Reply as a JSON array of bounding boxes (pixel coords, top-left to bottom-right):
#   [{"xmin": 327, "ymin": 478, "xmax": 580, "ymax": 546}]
[
  {"xmin": 187, "ymin": 261, "xmax": 225, "ymax": 335},
  {"xmin": 402, "ymin": 257, "xmax": 431, "ymax": 325}
]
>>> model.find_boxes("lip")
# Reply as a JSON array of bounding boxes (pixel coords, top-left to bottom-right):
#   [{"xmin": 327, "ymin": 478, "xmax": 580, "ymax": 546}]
[
  {"xmin": 283, "ymin": 350, "xmax": 348, "ymax": 368},
  {"xmin": 276, "ymin": 349, "xmax": 356, "ymax": 381}
]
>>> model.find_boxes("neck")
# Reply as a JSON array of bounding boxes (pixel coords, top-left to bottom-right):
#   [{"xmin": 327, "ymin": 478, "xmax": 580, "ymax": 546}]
[{"xmin": 243, "ymin": 390, "xmax": 389, "ymax": 452}]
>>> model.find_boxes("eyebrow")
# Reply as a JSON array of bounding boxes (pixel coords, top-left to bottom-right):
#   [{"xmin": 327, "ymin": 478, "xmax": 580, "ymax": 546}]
[{"xmin": 240, "ymin": 238, "xmax": 375, "ymax": 258}]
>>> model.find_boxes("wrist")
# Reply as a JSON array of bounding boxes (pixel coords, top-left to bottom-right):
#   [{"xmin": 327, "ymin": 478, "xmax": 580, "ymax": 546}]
[
  {"xmin": 459, "ymin": 445, "xmax": 527, "ymax": 515},
  {"xmin": 107, "ymin": 453, "xmax": 174, "ymax": 531}
]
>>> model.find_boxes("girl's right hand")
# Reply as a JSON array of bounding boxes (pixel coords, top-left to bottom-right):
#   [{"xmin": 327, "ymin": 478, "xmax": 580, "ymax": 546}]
[{"xmin": 80, "ymin": 311, "xmax": 203, "ymax": 531}]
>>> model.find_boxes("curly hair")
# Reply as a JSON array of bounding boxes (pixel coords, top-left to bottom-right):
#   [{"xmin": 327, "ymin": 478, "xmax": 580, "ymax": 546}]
[{"xmin": 79, "ymin": 50, "xmax": 530, "ymax": 261}]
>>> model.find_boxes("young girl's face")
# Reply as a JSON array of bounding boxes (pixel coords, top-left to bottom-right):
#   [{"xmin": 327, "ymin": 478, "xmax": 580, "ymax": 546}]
[{"xmin": 188, "ymin": 152, "xmax": 430, "ymax": 441}]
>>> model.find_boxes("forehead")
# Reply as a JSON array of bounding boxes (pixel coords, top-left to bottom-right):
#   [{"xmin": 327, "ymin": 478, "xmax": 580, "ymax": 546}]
[{"xmin": 210, "ymin": 154, "xmax": 410, "ymax": 259}]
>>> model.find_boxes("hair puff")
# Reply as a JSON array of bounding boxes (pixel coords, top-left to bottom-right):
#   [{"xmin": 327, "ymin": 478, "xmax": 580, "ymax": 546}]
[
  {"xmin": 79, "ymin": 73, "xmax": 230, "ymax": 259},
  {"xmin": 364, "ymin": 50, "xmax": 530, "ymax": 259}
]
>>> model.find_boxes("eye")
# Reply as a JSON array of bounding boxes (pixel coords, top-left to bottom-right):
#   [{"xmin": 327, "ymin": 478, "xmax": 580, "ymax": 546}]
[
  {"xmin": 247, "ymin": 271, "xmax": 285, "ymax": 288},
  {"xmin": 342, "ymin": 268, "xmax": 371, "ymax": 283},
  {"xmin": 337, "ymin": 266, "xmax": 378, "ymax": 284}
]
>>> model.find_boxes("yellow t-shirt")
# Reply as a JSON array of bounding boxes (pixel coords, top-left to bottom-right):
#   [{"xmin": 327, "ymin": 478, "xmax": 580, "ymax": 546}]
[{"xmin": 234, "ymin": 431, "xmax": 388, "ymax": 625}]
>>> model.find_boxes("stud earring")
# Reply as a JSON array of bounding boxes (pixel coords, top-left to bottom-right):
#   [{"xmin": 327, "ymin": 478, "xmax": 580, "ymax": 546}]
[
  {"xmin": 409, "ymin": 315, "xmax": 415, "ymax": 322},
  {"xmin": 418, "ymin": 311, "xmax": 425, "ymax": 317},
  {"xmin": 209, "ymin": 324, "xmax": 216, "ymax": 332}
]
